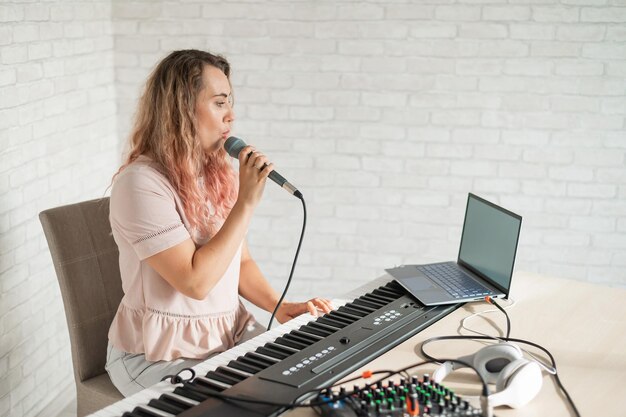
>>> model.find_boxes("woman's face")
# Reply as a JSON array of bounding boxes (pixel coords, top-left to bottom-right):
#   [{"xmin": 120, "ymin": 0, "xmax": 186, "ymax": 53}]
[{"xmin": 195, "ymin": 65, "xmax": 235, "ymax": 153}]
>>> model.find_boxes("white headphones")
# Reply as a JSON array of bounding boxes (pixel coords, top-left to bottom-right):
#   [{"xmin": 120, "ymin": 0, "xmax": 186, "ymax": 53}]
[{"xmin": 432, "ymin": 342, "xmax": 542, "ymax": 409}]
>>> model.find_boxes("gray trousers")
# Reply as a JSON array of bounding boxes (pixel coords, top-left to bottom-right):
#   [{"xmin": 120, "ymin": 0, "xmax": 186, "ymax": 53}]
[{"xmin": 105, "ymin": 322, "xmax": 266, "ymax": 397}]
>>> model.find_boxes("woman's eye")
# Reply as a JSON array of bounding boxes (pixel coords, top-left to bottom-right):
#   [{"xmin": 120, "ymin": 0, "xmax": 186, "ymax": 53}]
[{"xmin": 216, "ymin": 101, "xmax": 226, "ymax": 107}]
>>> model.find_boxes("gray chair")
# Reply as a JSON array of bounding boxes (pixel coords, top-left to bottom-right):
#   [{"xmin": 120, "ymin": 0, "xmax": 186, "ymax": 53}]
[{"xmin": 39, "ymin": 197, "xmax": 124, "ymax": 416}]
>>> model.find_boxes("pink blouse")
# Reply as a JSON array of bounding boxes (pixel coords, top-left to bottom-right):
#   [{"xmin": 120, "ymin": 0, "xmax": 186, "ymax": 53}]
[{"xmin": 108, "ymin": 155, "xmax": 253, "ymax": 361}]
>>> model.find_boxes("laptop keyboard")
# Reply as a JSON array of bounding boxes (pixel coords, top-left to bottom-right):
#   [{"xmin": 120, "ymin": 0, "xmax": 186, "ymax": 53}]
[{"xmin": 418, "ymin": 263, "xmax": 493, "ymax": 299}]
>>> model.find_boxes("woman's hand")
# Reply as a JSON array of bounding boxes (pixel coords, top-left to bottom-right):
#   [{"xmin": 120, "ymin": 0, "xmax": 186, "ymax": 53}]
[
  {"xmin": 275, "ymin": 298, "xmax": 334, "ymax": 324},
  {"xmin": 236, "ymin": 145, "xmax": 274, "ymax": 209}
]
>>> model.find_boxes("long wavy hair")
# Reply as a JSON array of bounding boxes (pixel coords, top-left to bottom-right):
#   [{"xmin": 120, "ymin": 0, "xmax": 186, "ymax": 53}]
[{"xmin": 114, "ymin": 50, "xmax": 237, "ymax": 238}]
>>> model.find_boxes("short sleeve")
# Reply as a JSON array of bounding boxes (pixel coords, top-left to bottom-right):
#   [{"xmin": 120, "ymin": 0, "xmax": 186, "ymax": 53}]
[{"xmin": 110, "ymin": 166, "xmax": 191, "ymax": 260}]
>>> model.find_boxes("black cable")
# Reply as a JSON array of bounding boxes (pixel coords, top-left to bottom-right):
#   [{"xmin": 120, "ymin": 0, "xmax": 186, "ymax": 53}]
[
  {"xmin": 420, "ymin": 335, "xmax": 580, "ymax": 417},
  {"xmin": 267, "ymin": 194, "xmax": 306, "ymax": 330},
  {"xmin": 485, "ymin": 296, "xmax": 510, "ymax": 339}
]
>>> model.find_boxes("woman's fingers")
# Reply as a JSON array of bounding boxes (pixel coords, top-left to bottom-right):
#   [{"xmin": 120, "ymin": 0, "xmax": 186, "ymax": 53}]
[{"xmin": 307, "ymin": 298, "xmax": 333, "ymax": 315}]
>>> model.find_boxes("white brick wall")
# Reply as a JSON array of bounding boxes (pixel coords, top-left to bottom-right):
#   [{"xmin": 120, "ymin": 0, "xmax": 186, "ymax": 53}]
[
  {"xmin": 1, "ymin": 1, "xmax": 118, "ymax": 416},
  {"xmin": 2, "ymin": 0, "xmax": 626, "ymax": 415},
  {"xmin": 115, "ymin": 0, "xmax": 626, "ymax": 294}
]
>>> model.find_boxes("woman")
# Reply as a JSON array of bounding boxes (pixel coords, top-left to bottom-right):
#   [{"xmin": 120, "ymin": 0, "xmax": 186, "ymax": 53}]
[{"xmin": 105, "ymin": 49, "xmax": 332, "ymax": 396}]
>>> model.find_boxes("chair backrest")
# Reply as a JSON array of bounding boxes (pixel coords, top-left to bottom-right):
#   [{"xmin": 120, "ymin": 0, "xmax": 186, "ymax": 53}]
[{"xmin": 39, "ymin": 197, "xmax": 123, "ymax": 382}]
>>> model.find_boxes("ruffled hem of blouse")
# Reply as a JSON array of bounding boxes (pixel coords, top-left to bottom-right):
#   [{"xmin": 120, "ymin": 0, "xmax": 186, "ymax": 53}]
[{"xmin": 108, "ymin": 301, "xmax": 254, "ymax": 362}]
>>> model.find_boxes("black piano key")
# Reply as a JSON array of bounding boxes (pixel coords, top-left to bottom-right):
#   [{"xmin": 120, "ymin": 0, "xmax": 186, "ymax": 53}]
[
  {"xmin": 283, "ymin": 332, "xmax": 316, "ymax": 347},
  {"xmin": 265, "ymin": 341, "xmax": 299, "ymax": 354},
  {"xmin": 299, "ymin": 323, "xmax": 333, "ymax": 337},
  {"xmin": 228, "ymin": 359, "xmax": 262, "ymax": 374},
  {"xmin": 256, "ymin": 345, "xmax": 291, "ymax": 360},
  {"xmin": 352, "ymin": 298, "xmax": 381, "ymax": 310},
  {"xmin": 307, "ymin": 321, "xmax": 340, "ymax": 333},
  {"xmin": 325, "ymin": 311, "xmax": 355, "ymax": 325},
  {"xmin": 358, "ymin": 295, "xmax": 386, "ymax": 307},
  {"xmin": 131, "ymin": 406, "xmax": 166, "ymax": 417},
  {"xmin": 148, "ymin": 398, "xmax": 183, "ymax": 415},
  {"xmin": 337, "ymin": 305, "xmax": 369, "ymax": 317},
  {"xmin": 275, "ymin": 335, "xmax": 309, "ymax": 350},
  {"xmin": 330, "ymin": 309, "xmax": 362, "ymax": 322},
  {"xmin": 160, "ymin": 393, "xmax": 195, "ymax": 411},
  {"xmin": 290, "ymin": 329, "xmax": 324, "ymax": 342},
  {"xmin": 216, "ymin": 365, "xmax": 252, "ymax": 381},
  {"xmin": 362, "ymin": 293, "xmax": 395, "ymax": 306},
  {"xmin": 245, "ymin": 351, "xmax": 280, "ymax": 365},
  {"xmin": 174, "ymin": 386, "xmax": 209, "ymax": 402},
  {"xmin": 205, "ymin": 370, "xmax": 241, "ymax": 386},
  {"xmin": 239, "ymin": 354, "xmax": 272, "ymax": 369},
  {"xmin": 384, "ymin": 281, "xmax": 405, "ymax": 293},
  {"xmin": 315, "ymin": 316, "xmax": 347, "ymax": 329},
  {"xmin": 344, "ymin": 302, "xmax": 376, "ymax": 314},
  {"xmin": 373, "ymin": 287, "xmax": 402, "ymax": 299},
  {"xmin": 366, "ymin": 291, "xmax": 396, "ymax": 303}
]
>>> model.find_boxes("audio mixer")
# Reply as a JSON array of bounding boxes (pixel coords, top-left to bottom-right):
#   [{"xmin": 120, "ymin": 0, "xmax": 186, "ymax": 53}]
[{"xmin": 312, "ymin": 374, "xmax": 486, "ymax": 417}]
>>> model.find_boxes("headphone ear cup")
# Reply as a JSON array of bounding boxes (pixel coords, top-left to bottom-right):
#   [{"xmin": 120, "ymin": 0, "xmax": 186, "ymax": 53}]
[
  {"xmin": 473, "ymin": 342, "xmax": 524, "ymax": 384},
  {"xmin": 491, "ymin": 359, "xmax": 542, "ymax": 408}
]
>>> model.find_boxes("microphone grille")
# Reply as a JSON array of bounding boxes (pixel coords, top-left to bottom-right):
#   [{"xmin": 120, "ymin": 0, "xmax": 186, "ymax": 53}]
[{"xmin": 224, "ymin": 136, "xmax": 246, "ymax": 159}]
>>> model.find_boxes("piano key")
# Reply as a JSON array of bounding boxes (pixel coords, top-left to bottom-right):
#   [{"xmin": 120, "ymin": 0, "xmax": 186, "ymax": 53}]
[
  {"xmin": 351, "ymin": 298, "xmax": 380, "ymax": 310},
  {"xmin": 298, "ymin": 324, "xmax": 333, "ymax": 337},
  {"xmin": 226, "ymin": 359, "xmax": 262, "ymax": 374},
  {"xmin": 372, "ymin": 287, "xmax": 402, "ymax": 299},
  {"xmin": 160, "ymin": 392, "xmax": 197, "ymax": 409},
  {"xmin": 237, "ymin": 355, "xmax": 271, "ymax": 370},
  {"xmin": 265, "ymin": 341, "xmax": 299, "ymax": 355},
  {"xmin": 338, "ymin": 305, "xmax": 370, "ymax": 316},
  {"xmin": 245, "ymin": 351, "xmax": 281, "ymax": 365},
  {"xmin": 215, "ymin": 365, "xmax": 253, "ymax": 380},
  {"xmin": 320, "ymin": 314, "xmax": 351, "ymax": 327},
  {"xmin": 308, "ymin": 320, "xmax": 342, "ymax": 332},
  {"xmin": 133, "ymin": 405, "xmax": 175, "ymax": 417},
  {"xmin": 195, "ymin": 375, "xmax": 231, "ymax": 391},
  {"xmin": 281, "ymin": 333, "xmax": 315, "ymax": 348},
  {"xmin": 173, "ymin": 386, "xmax": 207, "ymax": 402},
  {"xmin": 204, "ymin": 370, "xmax": 240, "ymax": 386},
  {"xmin": 357, "ymin": 295, "xmax": 386, "ymax": 308},
  {"xmin": 256, "ymin": 346, "xmax": 291, "ymax": 360},
  {"xmin": 147, "ymin": 398, "xmax": 184, "ymax": 415},
  {"xmin": 329, "ymin": 310, "xmax": 361, "ymax": 322},
  {"xmin": 365, "ymin": 292, "xmax": 396, "ymax": 304},
  {"xmin": 289, "ymin": 329, "xmax": 323, "ymax": 342},
  {"xmin": 274, "ymin": 336, "xmax": 309, "ymax": 350}
]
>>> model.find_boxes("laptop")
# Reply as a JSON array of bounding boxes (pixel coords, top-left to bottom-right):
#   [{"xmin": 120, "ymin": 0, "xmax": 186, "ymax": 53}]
[{"xmin": 386, "ymin": 193, "xmax": 522, "ymax": 306}]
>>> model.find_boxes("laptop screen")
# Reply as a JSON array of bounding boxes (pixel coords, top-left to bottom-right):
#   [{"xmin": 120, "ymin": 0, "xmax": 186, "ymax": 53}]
[{"xmin": 458, "ymin": 194, "xmax": 522, "ymax": 295}]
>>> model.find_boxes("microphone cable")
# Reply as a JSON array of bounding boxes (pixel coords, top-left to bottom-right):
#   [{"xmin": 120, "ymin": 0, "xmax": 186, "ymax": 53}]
[{"xmin": 267, "ymin": 193, "xmax": 306, "ymax": 330}]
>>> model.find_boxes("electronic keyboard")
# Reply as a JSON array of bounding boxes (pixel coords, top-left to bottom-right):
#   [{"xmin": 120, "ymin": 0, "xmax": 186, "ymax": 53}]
[{"xmin": 89, "ymin": 275, "xmax": 460, "ymax": 417}]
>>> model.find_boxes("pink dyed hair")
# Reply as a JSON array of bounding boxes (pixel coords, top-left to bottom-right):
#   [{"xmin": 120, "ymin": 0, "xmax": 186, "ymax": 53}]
[{"xmin": 114, "ymin": 50, "xmax": 237, "ymax": 237}]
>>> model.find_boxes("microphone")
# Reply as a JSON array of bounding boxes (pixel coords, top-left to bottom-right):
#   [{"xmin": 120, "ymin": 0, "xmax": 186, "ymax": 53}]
[{"xmin": 224, "ymin": 136, "xmax": 302, "ymax": 199}]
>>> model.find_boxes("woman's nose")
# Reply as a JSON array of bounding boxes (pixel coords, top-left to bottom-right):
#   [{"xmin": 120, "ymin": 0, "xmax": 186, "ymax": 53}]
[{"xmin": 225, "ymin": 107, "xmax": 235, "ymax": 123}]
